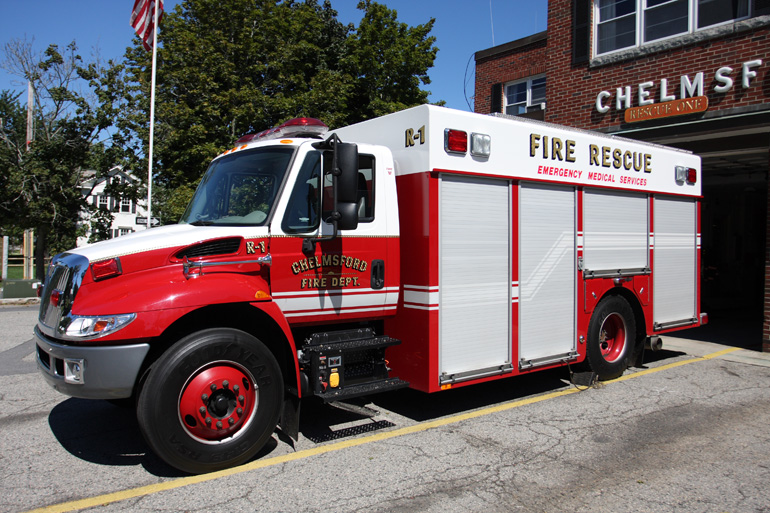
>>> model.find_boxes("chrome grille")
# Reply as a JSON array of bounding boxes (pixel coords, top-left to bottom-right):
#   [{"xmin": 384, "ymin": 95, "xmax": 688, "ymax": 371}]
[{"xmin": 38, "ymin": 253, "xmax": 89, "ymax": 338}]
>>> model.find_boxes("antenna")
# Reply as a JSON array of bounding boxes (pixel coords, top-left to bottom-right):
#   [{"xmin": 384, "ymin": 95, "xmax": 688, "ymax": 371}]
[{"xmin": 489, "ymin": 0, "xmax": 495, "ymax": 46}]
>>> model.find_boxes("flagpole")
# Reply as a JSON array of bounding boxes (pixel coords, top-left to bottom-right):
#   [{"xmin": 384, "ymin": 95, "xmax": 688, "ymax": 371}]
[{"xmin": 146, "ymin": 0, "xmax": 159, "ymax": 229}]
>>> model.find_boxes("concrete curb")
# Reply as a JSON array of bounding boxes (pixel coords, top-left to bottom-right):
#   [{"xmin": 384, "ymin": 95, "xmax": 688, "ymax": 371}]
[
  {"xmin": 0, "ymin": 297, "xmax": 40, "ymax": 306},
  {"xmin": 662, "ymin": 336, "xmax": 770, "ymax": 368}
]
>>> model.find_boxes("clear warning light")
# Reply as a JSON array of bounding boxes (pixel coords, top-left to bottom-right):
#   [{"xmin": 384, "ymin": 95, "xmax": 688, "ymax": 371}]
[{"xmin": 470, "ymin": 133, "xmax": 491, "ymax": 157}]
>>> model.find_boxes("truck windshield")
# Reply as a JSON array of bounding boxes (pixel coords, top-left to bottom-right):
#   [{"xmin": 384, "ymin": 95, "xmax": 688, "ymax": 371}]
[{"xmin": 180, "ymin": 147, "xmax": 295, "ymax": 226}]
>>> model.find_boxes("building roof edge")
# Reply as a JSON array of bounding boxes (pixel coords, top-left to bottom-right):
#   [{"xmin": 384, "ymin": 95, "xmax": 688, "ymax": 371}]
[{"xmin": 475, "ymin": 31, "xmax": 547, "ymax": 62}]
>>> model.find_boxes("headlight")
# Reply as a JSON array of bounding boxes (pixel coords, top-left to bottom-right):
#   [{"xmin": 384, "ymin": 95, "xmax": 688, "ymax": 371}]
[{"xmin": 63, "ymin": 313, "xmax": 136, "ymax": 339}]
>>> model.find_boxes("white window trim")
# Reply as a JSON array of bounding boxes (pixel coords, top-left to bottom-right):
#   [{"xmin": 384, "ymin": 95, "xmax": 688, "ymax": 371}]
[
  {"xmin": 504, "ymin": 75, "xmax": 547, "ymax": 116},
  {"xmin": 120, "ymin": 197, "xmax": 132, "ymax": 213},
  {"xmin": 594, "ymin": 0, "xmax": 753, "ymax": 57}
]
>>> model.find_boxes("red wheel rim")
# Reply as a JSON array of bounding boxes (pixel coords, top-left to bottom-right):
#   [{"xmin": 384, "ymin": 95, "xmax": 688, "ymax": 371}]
[
  {"xmin": 599, "ymin": 313, "xmax": 627, "ymax": 363},
  {"xmin": 178, "ymin": 361, "xmax": 258, "ymax": 442}
]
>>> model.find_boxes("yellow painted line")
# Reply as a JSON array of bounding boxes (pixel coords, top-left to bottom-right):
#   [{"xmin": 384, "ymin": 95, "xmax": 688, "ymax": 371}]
[
  {"xmin": 24, "ymin": 347, "xmax": 739, "ymax": 513},
  {"xmin": 605, "ymin": 346, "xmax": 739, "ymax": 385}
]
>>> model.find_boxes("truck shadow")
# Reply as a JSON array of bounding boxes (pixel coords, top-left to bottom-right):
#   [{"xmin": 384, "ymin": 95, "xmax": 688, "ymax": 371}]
[
  {"xmin": 47, "ymin": 398, "xmax": 279, "ymax": 477},
  {"xmin": 47, "ymin": 349, "xmax": 686, "ymax": 475},
  {"xmin": 299, "ymin": 367, "xmax": 578, "ymax": 443},
  {"xmin": 297, "ymin": 348, "xmax": 689, "ymax": 443}
]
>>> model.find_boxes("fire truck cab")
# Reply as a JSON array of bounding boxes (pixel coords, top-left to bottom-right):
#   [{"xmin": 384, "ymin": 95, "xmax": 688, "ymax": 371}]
[{"xmin": 35, "ymin": 105, "xmax": 704, "ymax": 474}]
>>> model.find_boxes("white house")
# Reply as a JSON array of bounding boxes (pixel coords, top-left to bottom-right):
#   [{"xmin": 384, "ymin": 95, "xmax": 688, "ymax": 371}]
[{"xmin": 77, "ymin": 166, "xmax": 148, "ymax": 247}]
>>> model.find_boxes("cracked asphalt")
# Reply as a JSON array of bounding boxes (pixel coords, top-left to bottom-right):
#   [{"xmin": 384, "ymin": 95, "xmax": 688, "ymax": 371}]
[{"xmin": 2, "ymin": 303, "xmax": 769, "ymax": 513}]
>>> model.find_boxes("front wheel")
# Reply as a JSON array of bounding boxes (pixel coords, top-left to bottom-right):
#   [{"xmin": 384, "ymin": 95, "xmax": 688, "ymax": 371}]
[
  {"xmin": 584, "ymin": 295, "xmax": 636, "ymax": 381},
  {"xmin": 137, "ymin": 328, "xmax": 282, "ymax": 474}
]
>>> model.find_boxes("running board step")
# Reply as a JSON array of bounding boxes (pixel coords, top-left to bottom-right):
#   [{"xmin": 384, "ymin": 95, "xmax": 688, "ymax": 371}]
[
  {"xmin": 318, "ymin": 378, "xmax": 409, "ymax": 403},
  {"xmin": 300, "ymin": 328, "xmax": 408, "ymax": 402}
]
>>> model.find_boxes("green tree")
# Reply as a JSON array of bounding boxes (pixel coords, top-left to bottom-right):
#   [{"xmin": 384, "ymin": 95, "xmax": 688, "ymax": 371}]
[
  {"xmin": 345, "ymin": 0, "xmax": 438, "ymax": 121},
  {"xmin": 124, "ymin": 0, "xmax": 438, "ymax": 218},
  {"xmin": 0, "ymin": 40, "xmax": 139, "ymax": 274}
]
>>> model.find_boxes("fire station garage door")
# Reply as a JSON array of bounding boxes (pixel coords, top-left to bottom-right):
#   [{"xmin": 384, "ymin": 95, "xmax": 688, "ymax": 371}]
[
  {"xmin": 653, "ymin": 196, "xmax": 697, "ymax": 328},
  {"xmin": 439, "ymin": 175, "xmax": 511, "ymax": 383},
  {"xmin": 519, "ymin": 183, "xmax": 576, "ymax": 367}
]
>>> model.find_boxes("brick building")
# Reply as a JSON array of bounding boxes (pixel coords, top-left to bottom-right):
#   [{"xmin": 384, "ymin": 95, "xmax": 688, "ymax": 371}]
[{"xmin": 475, "ymin": 0, "xmax": 770, "ymax": 351}]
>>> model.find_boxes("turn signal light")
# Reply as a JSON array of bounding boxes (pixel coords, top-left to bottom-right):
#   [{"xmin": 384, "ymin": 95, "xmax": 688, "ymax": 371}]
[
  {"xmin": 444, "ymin": 129, "xmax": 467, "ymax": 154},
  {"xmin": 91, "ymin": 258, "xmax": 122, "ymax": 281}
]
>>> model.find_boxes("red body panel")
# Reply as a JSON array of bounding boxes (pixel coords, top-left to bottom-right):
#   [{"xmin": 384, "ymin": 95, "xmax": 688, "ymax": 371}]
[
  {"xmin": 385, "ymin": 172, "xmax": 439, "ymax": 392},
  {"xmin": 268, "ymin": 235, "xmax": 399, "ymax": 326}
]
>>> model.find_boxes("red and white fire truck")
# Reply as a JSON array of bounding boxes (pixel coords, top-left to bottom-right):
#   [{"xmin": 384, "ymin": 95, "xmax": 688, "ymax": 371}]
[{"xmin": 36, "ymin": 105, "xmax": 705, "ymax": 473}]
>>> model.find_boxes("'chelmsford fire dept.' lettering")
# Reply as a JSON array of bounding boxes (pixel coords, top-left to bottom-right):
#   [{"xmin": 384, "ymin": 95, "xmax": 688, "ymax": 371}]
[
  {"xmin": 292, "ymin": 254, "xmax": 368, "ymax": 289},
  {"xmin": 530, "ymin": 133, "xmax": 652, "ymax": 173}
]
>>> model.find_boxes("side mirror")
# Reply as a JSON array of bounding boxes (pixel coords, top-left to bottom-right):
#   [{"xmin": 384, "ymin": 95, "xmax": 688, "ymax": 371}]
[
  {"xmin": 334, "ymin": 142, "xmax": 359, "ymax": 231},
  {"xmin": 304, "ymin": 135, "xmax": 359, "ymax": 254},
  {"xmin": 336, "ymin": 142, "xmax": 359, "ymax": 205},
  {"xmin": 336, "ymin": 202, "xmax": 358, "ymax": 230}
]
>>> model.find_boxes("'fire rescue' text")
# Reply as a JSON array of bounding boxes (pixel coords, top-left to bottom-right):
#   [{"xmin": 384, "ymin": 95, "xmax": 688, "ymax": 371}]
[{"xmin": 530, "ymin": 133, "xmax": 652, "ymax": 173}]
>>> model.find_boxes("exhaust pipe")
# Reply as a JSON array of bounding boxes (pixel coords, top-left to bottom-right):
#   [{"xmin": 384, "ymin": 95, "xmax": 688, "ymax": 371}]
[{"xmin": 645, "ymin": 336, "xmax": 662, "ymax": 352}]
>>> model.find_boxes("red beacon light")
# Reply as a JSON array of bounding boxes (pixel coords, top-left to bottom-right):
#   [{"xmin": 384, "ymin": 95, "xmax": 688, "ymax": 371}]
[
  {"xmin": 236, "ymin": 117, "xmax": 328, "ymax": 144},
  {"xmin": 444, "ymin": 128, "xmax": 468, "ymax": 154}
]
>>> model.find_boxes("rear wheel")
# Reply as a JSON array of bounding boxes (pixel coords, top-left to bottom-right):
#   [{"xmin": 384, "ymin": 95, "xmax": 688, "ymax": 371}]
[
  {"xmin": 137, "ymin": 328, "xmax": 282, "ymax": 474},
  {"xmin": 584, "ymin": 295, "xmax": 635, "ymax": 380}
]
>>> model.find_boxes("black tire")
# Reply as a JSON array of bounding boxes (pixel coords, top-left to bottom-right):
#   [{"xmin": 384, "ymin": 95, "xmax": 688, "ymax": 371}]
[
  {"xmin": 584, "ymin": 295, "xmax": 636, "ymax": 381},
  {"xmin": 136, "ymin": 328, "xmax": 282, "ymax": 474}
]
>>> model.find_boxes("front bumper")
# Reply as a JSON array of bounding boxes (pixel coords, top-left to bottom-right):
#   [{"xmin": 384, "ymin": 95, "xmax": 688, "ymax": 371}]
[{"xmin": 35, "ymin": 325, "xmax": 150, "ymax": 400}]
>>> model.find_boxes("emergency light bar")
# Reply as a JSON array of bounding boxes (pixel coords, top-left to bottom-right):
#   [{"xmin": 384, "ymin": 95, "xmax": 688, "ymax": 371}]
[{"xmin": 236, "ymin": 117, "xmax": 329, "ymax": 144}]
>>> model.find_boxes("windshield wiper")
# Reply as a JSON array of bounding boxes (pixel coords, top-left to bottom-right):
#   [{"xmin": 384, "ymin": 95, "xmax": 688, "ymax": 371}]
[{"xmin": 189, "ymin": 220, "xmax": 214, "ymax": 226}]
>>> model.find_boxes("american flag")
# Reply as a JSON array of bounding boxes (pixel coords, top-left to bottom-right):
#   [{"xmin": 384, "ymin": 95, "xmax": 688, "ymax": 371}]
[{"xmin": 130, "ymin": 0, "xmax": 164, "ymax": 51}]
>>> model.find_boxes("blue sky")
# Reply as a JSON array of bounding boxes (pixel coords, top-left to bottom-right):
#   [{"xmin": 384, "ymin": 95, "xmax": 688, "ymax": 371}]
[{"xmin": 0, "ymin": 0, "xmax": 547, "ymax": 112}]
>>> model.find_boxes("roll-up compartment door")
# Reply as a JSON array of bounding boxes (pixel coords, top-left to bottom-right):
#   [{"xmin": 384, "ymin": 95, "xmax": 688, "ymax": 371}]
[
  {"xmin": 583, "ymin": 190, "xmax": 648, "ymax": 273},
  {"xmin": 653, "ymin": 196, "xmax": 697, "ymax": 328},
  {"xmin": 439, "ymin": 175, "xmax": 511, "ymax": 383},
  {"xmin": 519, "ymin": 183, "xmax": 576, "ymax": 367}
]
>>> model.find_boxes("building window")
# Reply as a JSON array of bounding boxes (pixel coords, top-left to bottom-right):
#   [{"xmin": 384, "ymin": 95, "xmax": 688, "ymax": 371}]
[
  {"xmin": 698, "ymin": 0, "xmax": 749, "ymax": 28},
  {"xmin": 98, "ymin": 195, "xmax": 108, "ymax": 210},
  {"xmin": 119, "ymin": 228, "xmax": 133, "ymax": 237},
  {"xmin": 120, "ymin": 198, "xmax": 132, "ymax": 213},
  {"xmin": 645, "ymin": 0, "xmax": 689, "ymax": 42},
  {"xmin": 595, "ymin": 0, "xmax": 752, "ymax": 56},
  {"xmin": 505, "ymin": 76, "xmax": 546, "ymax": 116},
  {"xmin": 596, "ymin": 0, "xmax": 637, "ymax": 55}
]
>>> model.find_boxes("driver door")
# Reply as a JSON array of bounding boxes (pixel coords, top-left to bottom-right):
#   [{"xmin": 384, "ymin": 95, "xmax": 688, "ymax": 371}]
[{"xmin": 270, "ymin": 146, "xmax": 395, "ymax": 325}]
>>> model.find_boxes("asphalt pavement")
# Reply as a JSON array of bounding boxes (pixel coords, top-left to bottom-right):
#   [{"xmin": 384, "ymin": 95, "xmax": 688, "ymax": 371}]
[{"xmin": 2, "ymin": 302, "xmax": 769, "ymax": 513}]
